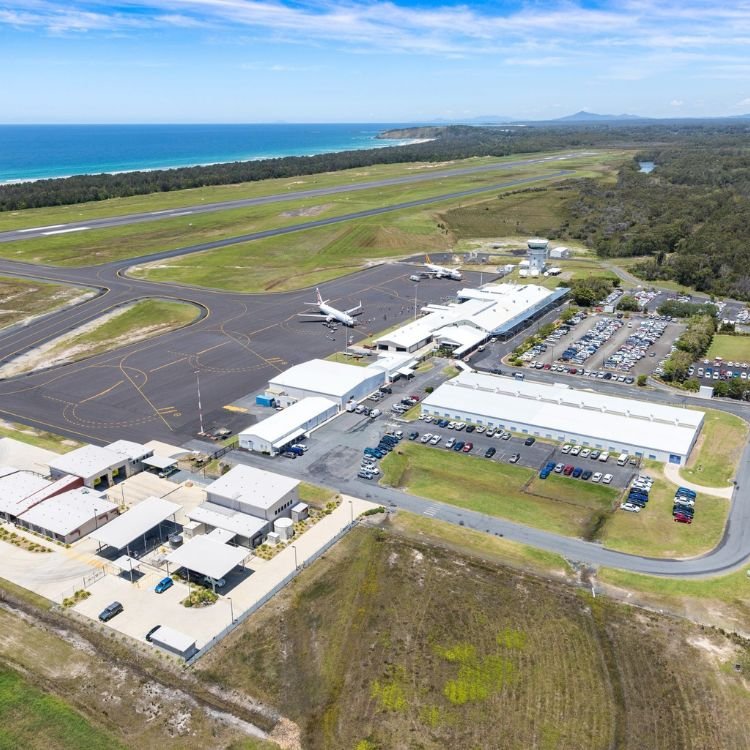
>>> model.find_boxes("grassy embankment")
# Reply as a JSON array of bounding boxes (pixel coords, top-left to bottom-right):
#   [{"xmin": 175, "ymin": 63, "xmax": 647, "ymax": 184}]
[
  {"xmin": 380, "ymin": 442, "xmax": 619, "ymax": 539},
  {"xmin": 0, "ymin": 420, "xmax": 82, "ymax": 453},
  {"xmin": 707, "ymin": 334, "xmax": 750, "ymax": 363},
  {"xmin": 680, "ymin": 408, "xmax": 748, "ymax": 488},
  {"xmin": 198, "ymin": 524, "xmax": 750, "ymax": 750},
  {"xmin": 0, "ymin": 276, "xmax": 89, "ymax": 330},
  {"xmin": 4, "ymin": 299, "xmax": 199, "ymax": 376}
]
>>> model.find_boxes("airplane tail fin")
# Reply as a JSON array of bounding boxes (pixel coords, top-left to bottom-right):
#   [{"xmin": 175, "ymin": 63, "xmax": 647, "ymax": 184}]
[
  {"xmin": 425, "ymin": 253, "xmax": 431, "ymax": 264},
  {"xmin": 316, "ymin": 287, "xmax": 323, "ymax": 305}
]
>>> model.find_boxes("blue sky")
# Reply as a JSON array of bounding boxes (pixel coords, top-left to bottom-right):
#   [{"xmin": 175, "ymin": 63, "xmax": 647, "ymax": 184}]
[{"xmin": 1, "ymin": 0, "xmax": 749, "ymax": 123}]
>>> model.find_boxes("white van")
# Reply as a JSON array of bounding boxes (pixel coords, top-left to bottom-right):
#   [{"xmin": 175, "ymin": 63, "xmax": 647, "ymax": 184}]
[
  {"xmin": 598, "ymin": 452, "xmax": 610, "ymax": 462},
  {"xmin": 616, "ymin": 453, "xmax": 628, "ymax": 466}
]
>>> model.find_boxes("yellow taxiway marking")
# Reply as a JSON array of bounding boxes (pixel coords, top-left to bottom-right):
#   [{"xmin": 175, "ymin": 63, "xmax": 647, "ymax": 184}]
[{"xmin": 223, "ymin": 404, "xmax": 249, "ymax": 413}]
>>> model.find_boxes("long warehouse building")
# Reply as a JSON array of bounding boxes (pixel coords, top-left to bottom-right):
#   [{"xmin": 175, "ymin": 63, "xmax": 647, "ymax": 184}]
[{"xmin": 422, "ymin": 372, "xmax": 704, "ymax": 464}]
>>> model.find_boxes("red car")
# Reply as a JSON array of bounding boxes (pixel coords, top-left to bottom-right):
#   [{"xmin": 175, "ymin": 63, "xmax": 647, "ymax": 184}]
[
  {"xmin": 674, "ymin": 513, "xmax": 693, "ymax": 524},
  {"xmin": 410, "ymin": 395, "xmax": 421, "ymax": 402},
  {"xmin": 462, "ymin": 442, "xmax": 473, "ymax": 452},
  {"xmin": 563, "ymin": 464, "xmax": 574, "ymax": 476}
]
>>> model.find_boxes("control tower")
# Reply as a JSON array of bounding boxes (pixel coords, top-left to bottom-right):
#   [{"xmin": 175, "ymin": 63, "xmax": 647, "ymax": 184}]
[{"xmin": 527, "ymin": 238, "xmax": 549, "ymax": 274}]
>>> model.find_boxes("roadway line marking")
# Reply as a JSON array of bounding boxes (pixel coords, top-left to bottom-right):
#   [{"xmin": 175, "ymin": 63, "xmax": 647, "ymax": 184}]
[
  {"xmin": 169, "ymin": 211, "xmax": 193, "ymax": 217},
  {"xmin": 224, "ymin": 405, "xmax": 249, "ymax": 413},
  {"xmin": 79, "ymin": 380, "xmax": 125, "ymax": 404},
  {"xmin": 17, "ymin": 224, "xmax": 64, "ymax": 233},
  {"xmin": 149, "ymin": 356, "xmax": 188, "ymax": 373},
  {"xmin": 41, "ymin": 226, "xmax": 90, "ymax": 235}
]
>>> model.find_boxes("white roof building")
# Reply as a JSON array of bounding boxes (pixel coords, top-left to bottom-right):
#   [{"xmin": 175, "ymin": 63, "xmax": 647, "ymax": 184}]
[
  {"xmin": 107, "ymin": 440, "xmax": 152, "ymax": 462},
  {"xmin": 49, "ymin": 445, "xmax": 121, "ymax": 479},
  {"xmin": 267, "ymin": 359, "xmax": 385, "ymax": 407},
  {"xmin": 239, "ymin": 397, "xmax": 337, "ymax": 455},
  {"xmin": 0, "ymin": 467, "xmax": 53, "ymax": 518},
  {"xmin": 18, "ymin": 488, "xmax": 118, "ymax": 543},
  {"xmin": 166, "ymin": 535, "xmax": 248, "ymax": 581},
  {"xmin": 422, "ymin": 372, "xmax": 703, "ymax": 463},
  {"xmin": 207, "ymin": 465, "xmax": 299, "ymax": 510},
  {"xmin": 89, "ymin": 496, "xmax": 180, "ymax": 551},
  {"xmin": 188, "ymin": 502, "xmax": 269, "ymax": 542},
  {"xmin": 374, "ymin": 283, "xmax": 567, "ymax": 353}
]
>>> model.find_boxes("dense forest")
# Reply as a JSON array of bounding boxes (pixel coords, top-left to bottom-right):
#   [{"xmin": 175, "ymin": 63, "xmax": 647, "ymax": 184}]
[
  {"xmin": 563, "ymin": 130, "xmax": 750, "ymax": 298},
  {"xmin": 2, "ymin": 121, "xmax": 748, "ymax": 213}
]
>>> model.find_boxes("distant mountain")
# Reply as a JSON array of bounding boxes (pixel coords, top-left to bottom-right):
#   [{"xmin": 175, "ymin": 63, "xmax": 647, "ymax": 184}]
[
  {"xmin": 555, "ymin": 110, "xmax": 646, "ymax": 122},
  {"xmin": 429, "ymin": 115, "xmax": 516, "ymax": 124}
]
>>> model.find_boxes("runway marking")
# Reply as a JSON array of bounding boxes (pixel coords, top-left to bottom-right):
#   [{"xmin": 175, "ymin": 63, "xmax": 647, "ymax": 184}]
[
  {"xmin": 17, "ymin": 224, "xmax": 64, "ymax": 233},
  {"xmin": 79, "ymin": 380, "xmax": 125, "ymax": 404},
  {"xmin": 149, "ymin": 357, "xmax": 188, "ymax": 373},
  {"xmin": 158, "ymin": 406, "xmax": 180, "ymax": 414},
  {"xmin": 42, "ymin": 226, "xmax": 90, "ymax": 235},
  {"xmin": 223, "ymin": 404, "xmax": 249, "ymax": 413},
  {"xmin": 118, "ymin": 361, "xmax": 173, "ymax": 432}
]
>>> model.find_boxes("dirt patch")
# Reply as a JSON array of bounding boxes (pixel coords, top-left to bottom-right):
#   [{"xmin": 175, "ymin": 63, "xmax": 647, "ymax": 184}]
[{"xmin": 280, "ymin": 203, "xmax": 333, "ymax": 218}]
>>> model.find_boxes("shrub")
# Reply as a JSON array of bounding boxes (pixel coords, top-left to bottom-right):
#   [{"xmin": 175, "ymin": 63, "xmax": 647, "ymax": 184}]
[{"xmin": 637, "ymin": 374, "xmax": 648, "ymax": 386}]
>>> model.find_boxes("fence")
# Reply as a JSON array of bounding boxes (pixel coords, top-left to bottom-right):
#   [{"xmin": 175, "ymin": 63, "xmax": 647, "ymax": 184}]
[
  {"xmin": 186, "ymin": 520, "xmax": 357, "ymax": 665},
  {"xmin": 57, "ymin": 566, "xmax": 107, "ymax": 604}
]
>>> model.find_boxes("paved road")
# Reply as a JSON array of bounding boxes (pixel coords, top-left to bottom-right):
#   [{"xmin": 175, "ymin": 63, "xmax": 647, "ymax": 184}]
[{"xmin": 0, "ymin": 155, "xmax": 582, "ymax": 242}]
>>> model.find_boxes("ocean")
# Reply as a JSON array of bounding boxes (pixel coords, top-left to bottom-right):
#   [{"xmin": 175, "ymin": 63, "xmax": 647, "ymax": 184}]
[{"xmin": 0, "ymin": 123, "xmax": 416, "ymax": 184}]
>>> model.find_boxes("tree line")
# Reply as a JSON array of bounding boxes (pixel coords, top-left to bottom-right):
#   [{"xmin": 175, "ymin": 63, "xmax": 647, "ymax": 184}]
[{"xmin": 4, "ymin": 121, "xmax": 750, "ymax": 213}]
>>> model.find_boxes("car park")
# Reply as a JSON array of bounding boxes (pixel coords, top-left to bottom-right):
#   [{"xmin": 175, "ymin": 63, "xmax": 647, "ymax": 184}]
[
  {"xmin": 154, "ymin": 577, "xmax": 173, "ymax": 594},
  {"xmin": 99, "ymin": 601, "xmax": 124, "ymax": 622}
]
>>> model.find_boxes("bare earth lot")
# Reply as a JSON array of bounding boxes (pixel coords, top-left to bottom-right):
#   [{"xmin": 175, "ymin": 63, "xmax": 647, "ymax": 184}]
[{"xmin": 198, "ymin": 524, "xmax": 750, "ymax": 750}]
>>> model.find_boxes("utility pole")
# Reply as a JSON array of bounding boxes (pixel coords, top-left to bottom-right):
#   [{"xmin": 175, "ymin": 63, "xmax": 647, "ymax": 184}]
[
  {"xmin": 414, "ymin": 284, "xmax": 418, "ymax": 321},
  {"xmin": 195, "ymin": 370, "xmax": 204, "ymax": 436}
]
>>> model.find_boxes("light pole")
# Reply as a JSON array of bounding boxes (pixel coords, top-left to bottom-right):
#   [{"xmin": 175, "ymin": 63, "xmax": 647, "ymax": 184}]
[
  {"xmin": 227, "ymin": 596, "xmax": 234, "ymax": 624},
  {"xmin": 291, "ymin": 544, "xmax": 298, "ymax": 570},
  {"xmin": 195, "ymin": 370, "xmax": 204, "ymax": 435},
  {"xmin": 414, "ymin": 284, "xmax": 418, "ymax": 321},
  {"xmin": 348, "ymin": 499, "xmax": 354, "ymax": 525}
]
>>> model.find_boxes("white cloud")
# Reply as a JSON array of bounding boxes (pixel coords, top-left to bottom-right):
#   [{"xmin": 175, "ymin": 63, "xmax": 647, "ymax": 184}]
[
  {"xmin": 733, "ymin": 97, "xmax": 750, "ymax": 109},
  {"xmin": 670, "ymin": 99, "xmax": 684, "ymax": 107}
]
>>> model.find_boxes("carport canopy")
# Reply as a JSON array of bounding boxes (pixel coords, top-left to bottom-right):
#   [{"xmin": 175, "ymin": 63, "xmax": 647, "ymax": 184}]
[
  {"xmin": 111, "ymin": 554, "xmax": 141, "ymax": 573},
  {"xmin": 271, "ymin": 428, "xmax": 304, "ymax": 450},
  {"xmin": 166, "ymin": 535, "xmax": 247, "ymax": 580},
  {"xmin": 143, "ymin": 455, "xmax": 178, "ymax": 471},
  {"xmin": 90, "ymin": 496, "xmax": 180, "ymax": 551}
]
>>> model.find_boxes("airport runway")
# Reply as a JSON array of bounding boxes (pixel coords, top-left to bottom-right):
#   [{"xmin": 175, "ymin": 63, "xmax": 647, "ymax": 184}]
[{"xmin": 0, "ymin": 154, "xmax": 583, "ymax": 243}]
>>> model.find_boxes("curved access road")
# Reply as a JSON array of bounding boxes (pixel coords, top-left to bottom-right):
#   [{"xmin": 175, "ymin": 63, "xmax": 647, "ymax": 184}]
[{"xmin": 0, "ymin": 153, "xmax": 585, "ymax": 243}]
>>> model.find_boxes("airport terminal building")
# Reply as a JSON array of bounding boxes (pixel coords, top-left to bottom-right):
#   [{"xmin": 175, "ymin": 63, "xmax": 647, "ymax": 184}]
[
  {"xmin": 374, "ymin": 283, "xmax": 568, "ymax": 355},
  {"xmin": 422, "ymin": 372, "xmax": 704, "ymax": 464}
]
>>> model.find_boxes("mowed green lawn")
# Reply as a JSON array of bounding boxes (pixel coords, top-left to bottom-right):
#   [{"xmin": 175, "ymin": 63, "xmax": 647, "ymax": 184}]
[
  {"xmin": 680, "ymin": 407, "xmax": 748, "ymax": 488},
  {"xmin": 706, "ymin": 334, "xmax": 750, "ymax": 363},
  {"xmin": 0, "ymin": 666, "xmax": 121, "ymax": 750},
  {"xmin": 600, "ymin": 462, "xmax": 729, "ymax": 558},
  {"xmin": 380, "ymin": 443, "xmax": 619, "ymax": 538}
]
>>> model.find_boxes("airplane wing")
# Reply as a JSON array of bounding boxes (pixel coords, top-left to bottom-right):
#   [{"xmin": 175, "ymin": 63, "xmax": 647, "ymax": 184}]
[
  {"xmin": 346, "ymin": 302, "xmax": 363, "ymax": 315},
  {"xmin": 297, "ymin": 312, "xmax": 327, "ymax": 320}
]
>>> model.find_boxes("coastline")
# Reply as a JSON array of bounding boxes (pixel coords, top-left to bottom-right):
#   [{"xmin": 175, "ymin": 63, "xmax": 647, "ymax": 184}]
[{"xmin": 0, "ymin": 136, "xmax": 432, "ymax": 186}]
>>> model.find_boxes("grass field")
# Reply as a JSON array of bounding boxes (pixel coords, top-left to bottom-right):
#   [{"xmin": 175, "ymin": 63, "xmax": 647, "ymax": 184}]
[
  {"xmin": 0, "ymin": 159, "xmax": 582, "ymax": 269},
  {"xmin": 2, "ymin": 299, "xmax": 199, "ymax": 377},
  {"xmin": 0, "ymin": 665, "xmax": 121, "ymax": 750},
  {"xmin": 0, "ymin": 152, "xmax": 589, "ymax": 232},
  {"xmin": 0, "ymin": 603, "xmax": 266, "ymax": 749},
  {"xmin": 600, "ymin": 461, "xmax": 729, "ymax": 558},
  {"xmin": 681, "ymin": 408, "xmax": 748, "ymax": 488},
  {"xmin": 707, "ymin": 334, "xmax": 750, "ymax": 363},
  {"xmin": 380, "ymin": 443, "xmax": 619, "ymax": 538},
  {"xmin": 0, "ymin": 420, "xmax": 82, "ymax": 453},
  {"xmin": 0, "ymin": 276, "xmax": 89, "ymax": 330},
  {"xmin": 198, "ymin": 525, "xmax": 750, "ymax": 750}
]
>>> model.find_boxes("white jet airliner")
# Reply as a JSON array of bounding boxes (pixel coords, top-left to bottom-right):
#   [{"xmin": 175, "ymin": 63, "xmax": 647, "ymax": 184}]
[
  {"xmin": 422, "ymin": 254, "xmax": 462, "ymax": 280},
  {"xmin": 298, "ymin": 288, "xmax": 363, "ymax": 327}
]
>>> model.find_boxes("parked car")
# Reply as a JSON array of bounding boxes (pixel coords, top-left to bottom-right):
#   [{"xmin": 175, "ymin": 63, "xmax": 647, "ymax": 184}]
[
  {"xmin": 445, "ymin": 438, "xmax": 456, "ymax": 449},
  {"xmin": 462, "ymin": 442, "xmax": 473, "ymax": 453},
  {"xmin": 465, "ymin": 425, "xmax": 475, "ymax": 433},
  {"xmin": 484, "ymin": 447, "xmax": 496, "ymax": 458},
  {"xmin": 501, "ymin": 432, "xmax": 511, "ymax": 440},
  {"xmin": 591, "ymin": 472, "xmax": 603, "ymax": 483},
  {"xmin": 572, "ymin": 467, "xmax": 583, "ymax": 478},
  {"xmin": 580, "ymin": 448, "xmax": 591, "ymax": 458},
  {"xmin": 453, "ymin": 441, "xmax": 465, "ymax": 452},
  {"xmin": 430, "ymin": 435, "xmax": 441, "ymax": 445},
  {"xmin": 509, "ymin": 453, "xmax": 520, "ymax": 463},
  {"xmin": 420, "ymin": 433, "xmax": 432, "ymax": 444},
  {"xmin": 554, "ymin": 462, "xmax": 564, "ymax": 473},
  {"xmin": 620, "ymin": 502, "xmax": 642, "ymax": 513},
  {"xmin": 581, "ymin": 470, "xmax": 593, "ymax": 481},
  {"xmin": 589, "ymin": 450, "xmax": 600, "ymax": 460},
  {"xmin": 408, "ymin": 431, "xmax": 419, "ymax": 440},
  {"xmin": 203, "ymin": 576, "xmax": 226, "ymax": 589},
  {"xmin": 524, "ymin": 437, "xmax": 536, "ymax": 446},
  {"xmin": 154, "ymin": 577, "xmax": 173, "ymax": 594},
  {"xmin": 602, "ymin": 474, "xmax": 614, "ymax": 484},
  {"xmin": 358, "ymin": 470, "xmax": 373, "ymax": 480},
  {"xmin": 570, "ymin": 446, "xmax": 581, "ymax": 455},
  {"xmin": 98, "ymin": 601, "xmax": 124, "ymax": 622},
  {"xmin": 563, "ymin": 464, "xmax": 574, "ymax": 476},
  {"xmin": 561, "ymin": 444, "xmax": 572, "ymax": 454}
]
